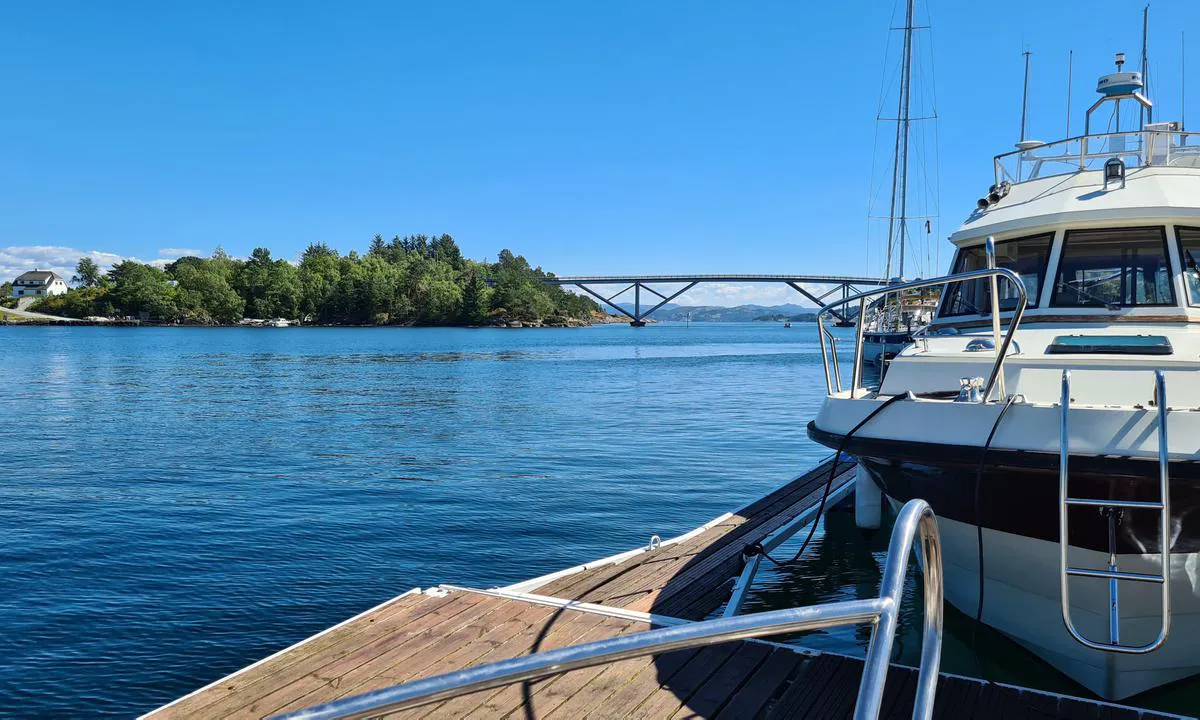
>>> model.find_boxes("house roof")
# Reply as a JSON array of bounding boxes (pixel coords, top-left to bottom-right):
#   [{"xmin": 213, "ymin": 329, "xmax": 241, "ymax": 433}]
[{"xmin": 13, "ymin": 270, "xmax": 64, "ymax": 283}]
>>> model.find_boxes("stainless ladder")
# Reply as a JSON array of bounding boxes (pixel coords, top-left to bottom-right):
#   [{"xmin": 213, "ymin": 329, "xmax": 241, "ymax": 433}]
[{"xmin": 1058, "ymin": 369, "xmax": 1171, "ymax": 653}]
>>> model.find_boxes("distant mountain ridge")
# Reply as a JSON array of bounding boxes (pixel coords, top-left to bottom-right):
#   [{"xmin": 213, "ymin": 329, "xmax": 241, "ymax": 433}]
[{"xmin": 615, "ymin": 302, "xmax": 820, "ymax": 322}]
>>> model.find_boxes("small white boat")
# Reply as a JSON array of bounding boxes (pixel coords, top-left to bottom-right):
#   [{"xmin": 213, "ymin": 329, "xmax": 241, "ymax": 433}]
[{"xmin": 266, "ymin": 318, "xmax": 292, "ymax": 328}]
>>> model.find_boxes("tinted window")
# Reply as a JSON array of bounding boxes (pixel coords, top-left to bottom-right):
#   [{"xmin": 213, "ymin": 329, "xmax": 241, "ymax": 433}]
[
  {"xmin": 940, "ymin": 233, "xmax": 1052, "ymax": 317},
  {"xmin": 1051, "ymin": 227, "xmax": 1174, "ymax": 307},
  {"xmin": 1176, "ymin": 226, "xmax": 1200, "ymax": 305}
]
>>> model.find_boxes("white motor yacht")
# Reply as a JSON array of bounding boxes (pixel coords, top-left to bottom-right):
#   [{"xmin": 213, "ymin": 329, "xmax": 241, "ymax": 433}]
[{"xmin": 811, "ymin": 53, "xmax": 1200, "ymax": 701}]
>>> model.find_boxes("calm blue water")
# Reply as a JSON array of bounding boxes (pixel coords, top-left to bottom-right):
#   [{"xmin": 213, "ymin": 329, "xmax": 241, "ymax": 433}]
[
  {"xmin": 3, "ymin": 323, "xmax": 1192, "ymax": 717},
  {"xmin": 1, "ymin": 323, "xmax": 846, "ymax": 717}
]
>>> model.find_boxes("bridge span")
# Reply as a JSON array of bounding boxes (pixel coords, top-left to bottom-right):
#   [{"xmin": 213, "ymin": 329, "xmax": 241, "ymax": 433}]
[{"xmin": 542, "ymin": 274, "xmax": 891, "ymax": 326}]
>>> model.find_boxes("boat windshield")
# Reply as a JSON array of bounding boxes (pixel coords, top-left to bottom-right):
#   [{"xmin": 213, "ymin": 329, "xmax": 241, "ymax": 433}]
[
  {"xmin": 1051, "ymin": 227, "xmax": 1174, "ymax": 308},
  {"xmin": 1176, "ymin": 226, "xmax": 1200, "ymax": 305},
  {"xmin": 939, "ymin": 233, "xmax": 1052, "ymax": 317}
]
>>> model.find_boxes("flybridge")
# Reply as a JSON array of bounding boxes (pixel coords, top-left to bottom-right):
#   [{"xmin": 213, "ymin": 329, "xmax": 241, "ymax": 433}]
[
  {"xmin": 986, "ymin": 48, "xmax": 1194, "ymax": 197},
  {"xmin": 532, "ymin": 274, "xmax": 893, "ymax": 326}
]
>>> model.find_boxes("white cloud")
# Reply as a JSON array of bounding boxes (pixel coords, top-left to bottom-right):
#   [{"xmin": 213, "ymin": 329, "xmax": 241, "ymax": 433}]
[
  {"xmin": 158, "ymin": 247, "xmax": 202, "ymax": 258},
  {"xmin": 0, "ymin": 245, "xmax": 181, "ymax": 284}
]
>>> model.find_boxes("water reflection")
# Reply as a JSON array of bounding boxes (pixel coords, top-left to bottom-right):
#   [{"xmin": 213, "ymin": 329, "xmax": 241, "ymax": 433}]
[{"xmin": 734, "ymin": 507, "xmax": 1199, "ymax": 715}]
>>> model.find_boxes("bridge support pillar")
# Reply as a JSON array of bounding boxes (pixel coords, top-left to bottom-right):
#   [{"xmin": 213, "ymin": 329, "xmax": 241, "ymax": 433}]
[{"xmin": 573, "ymin": 280, "xmax": 697, "ymax": 327}]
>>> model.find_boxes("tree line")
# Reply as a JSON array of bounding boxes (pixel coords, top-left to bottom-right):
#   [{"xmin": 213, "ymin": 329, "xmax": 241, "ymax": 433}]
[{"xmin": 30, "ymin": 234, "xmax": 600, "ymax": 325}]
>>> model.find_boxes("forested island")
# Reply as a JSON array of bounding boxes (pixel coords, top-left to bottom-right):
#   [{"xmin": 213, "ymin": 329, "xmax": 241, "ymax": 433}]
[{"xmin": 18, "ymin": 235, "xmax": 606, "ymax": 327}]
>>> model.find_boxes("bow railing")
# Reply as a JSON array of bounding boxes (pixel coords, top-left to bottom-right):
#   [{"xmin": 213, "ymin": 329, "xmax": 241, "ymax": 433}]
[{"xmin": 816, "ymin": 267, "xmax": 1028, "ymax": 401}]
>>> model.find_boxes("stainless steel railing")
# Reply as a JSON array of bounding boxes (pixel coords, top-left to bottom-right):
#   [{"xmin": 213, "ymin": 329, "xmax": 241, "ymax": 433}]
[
  {"xmin": 816, "ymin": 267, "xmax": 1028, "ymax": 401},
  {"xmin": 275, "ymin": 499, "xmax": 945, "ymax": 720},
  {"xmin": 993, "ymin": 129, "xmax": 1200, "ymax": 185}
]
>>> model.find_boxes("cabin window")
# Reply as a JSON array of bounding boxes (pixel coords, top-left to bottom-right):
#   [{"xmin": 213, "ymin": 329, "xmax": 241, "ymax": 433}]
[
  {"xmin": 1175, "ymin": 226, "xmax": 1200, "ymax": 305},
  {"xmin": 939, "ymin": 233, "xmax": 1052, "ymax": 317},
  {"xmin": 1051, "ymin": 227, "xmax": 1174, "ymax": 308}
]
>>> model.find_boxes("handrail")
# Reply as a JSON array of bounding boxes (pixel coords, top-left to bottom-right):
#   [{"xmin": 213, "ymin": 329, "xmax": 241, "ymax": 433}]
[
  {"xmin": 274, "ymin": 499, "xmax": 945, "ymax": 720},
  {"xmin": 816, "ymin": 267, "xmax": 1028, "ymax": 401},
  {"xmin": 991, "ymin": 129, "xmax": 1200, "ymax": 185}
]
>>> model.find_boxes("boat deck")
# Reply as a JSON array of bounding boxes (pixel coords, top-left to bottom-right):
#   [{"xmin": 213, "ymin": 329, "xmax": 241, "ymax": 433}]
[{"xmin": 144, "ymin": 460, "xmax": 1188, "ymax": 720}]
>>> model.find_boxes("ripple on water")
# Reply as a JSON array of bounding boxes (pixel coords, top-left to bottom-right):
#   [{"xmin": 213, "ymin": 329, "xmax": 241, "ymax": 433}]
[{"xmin": 0, "ymin": 323, "xmax": 862, "ymax": 717}]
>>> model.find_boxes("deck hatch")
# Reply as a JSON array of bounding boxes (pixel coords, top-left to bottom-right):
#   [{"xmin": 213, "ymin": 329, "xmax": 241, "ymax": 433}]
[{"xmin": 1045, "ymin": 334, "xmax": 1173, "ymax": 355}]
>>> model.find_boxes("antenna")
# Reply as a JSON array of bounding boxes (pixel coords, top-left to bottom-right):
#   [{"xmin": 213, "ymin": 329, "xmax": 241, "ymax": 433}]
[
  {"xmin": 1141, "ymin": 4, "xmax": 1150, "ymax": 128},
  {"xmin": 1020, "ymin": 50, "xmax": 1032, "ymax": 142},
  {"xmin": 1183, "ymin": 31, "xmax": 1187, "ymax": 131},
  {"xmin": 1066, "ymin": 50, "xmax": 1073, "ymax": 136}
]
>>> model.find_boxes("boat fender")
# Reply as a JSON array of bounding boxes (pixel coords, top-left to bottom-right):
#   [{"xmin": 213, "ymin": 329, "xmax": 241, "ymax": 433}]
[{"xmin": 856, "ymin": 464, "xmax": 884, "ymax": 531}]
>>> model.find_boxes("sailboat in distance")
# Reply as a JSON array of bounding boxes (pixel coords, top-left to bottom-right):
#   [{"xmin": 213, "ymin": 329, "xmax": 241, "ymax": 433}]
[{"xmin": 860, "ymin": 0, "xmax": 939, "ymax": 364}]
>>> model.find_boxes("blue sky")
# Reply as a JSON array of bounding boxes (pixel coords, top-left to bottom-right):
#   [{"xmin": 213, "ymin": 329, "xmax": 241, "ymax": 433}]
[{"xmin": 3, "ymin": 0, "xmax": 1197, "ymax": 305}]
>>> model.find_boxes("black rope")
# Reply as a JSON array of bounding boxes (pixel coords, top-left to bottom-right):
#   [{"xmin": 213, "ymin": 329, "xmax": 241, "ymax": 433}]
[
  {"xmin": 754, "ymin": 392, "xmax": 912, "ymax": 568},
  {"xmin": 971, "ymin": 393, "xmax": 1019, "ymax": 678}
]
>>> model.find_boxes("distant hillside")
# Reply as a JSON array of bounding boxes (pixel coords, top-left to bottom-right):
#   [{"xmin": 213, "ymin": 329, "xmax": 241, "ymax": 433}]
[{"xmin": 616, "ymin": 302, "xmax": 822, "ymax": 322}]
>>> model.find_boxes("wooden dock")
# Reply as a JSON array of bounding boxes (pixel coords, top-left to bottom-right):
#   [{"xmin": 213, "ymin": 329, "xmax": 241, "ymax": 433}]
[{"xmin": 145, "ymin": 460, "xmax": 1189, "ymax": 720}]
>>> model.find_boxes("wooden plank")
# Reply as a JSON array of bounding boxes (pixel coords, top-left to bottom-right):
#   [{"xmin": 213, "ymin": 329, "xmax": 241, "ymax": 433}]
[
  {"xmin": 625, "ymin": 642, "xmax": 743, "ymax": 719},
  {"xmin": 581, "ymin": 650, "xmax": 701, "ymax": 720},
  {"xmin": 456, "ymin": 612, "xmax": 617, "ymax": 719},
  {"xmin": 669, "ymin": 640, "xmax": 772, "ymax": 718},
  {"xmin": 661, "ymin": 572, "xmax": 742, "ymax": 620},
  {"xmin": 162, "ymin": 592, "xmax": 479, "ymax": 720},
  {"xmin": 625, "ymin": 474, "xmax": 850, "ymax": 615},
  {"xmin": 539, "ymin": 656, "xmax": 656, "ymax": 720},
  {"xmin": 234, "ymin": 594, "xmax": 510, "ymax": 718},
  {"xmin": 805, "ymin": 655, "xmax": 865, "ymax": 718},
  {"xmin": 970, "ymin": 682, "xmax": 1008, "ymax": 720},
  {"xmin": 579, "ymin": 555, "xmax": 700, "ymax": 605},
  {"xmin": 297, "ymin": 595, "xmax": 555, "ymax": 715},
  {"xmin": 954, "ymin": 681, "xmax": 983, "ymax": 718},
  {"xmin": 1012, "ymin": 689, "xmax": 1061, "ymax": 718},
  {"xmin": 1104, "ymin": 705, "xmax": 1141, "ymax": 720},
  {"xmin": 494, "ymin": 617, "xmax": 644, "ymax": 719},
  {"xmin": 149, "ymin": 591, "xmax": 450, "ymax": 719},
  {"xmin": 764, "ymin": 654, "xmax": 844, "ymax": 719},
  {"xmin": 348, "ymin": 596, "xmax": 545, "ymax": 685},
  {"xmin": 377, "ymin": 602, "xmax": 563, "ymax": 720},
  {"xmin": 713, "ymin": 647, "xmax": 806, "ymax": 720},
  {"xmin": 929, "ymin": 674, "xmax": 969, "ymax": 720},
  {"xmin": 881, "ymin": 669, "xmax": 916, "ymax": 719},
  {"xmin": 403, "ymin": 607, "xmax": 617, "ymax": 720},
  {"xmin": 663, "ymin": 472, "xmax": 834, "ymax": 565},
  {"xmin": 540, "ymin": 558, "xmax": 655, "ymax": 600}
]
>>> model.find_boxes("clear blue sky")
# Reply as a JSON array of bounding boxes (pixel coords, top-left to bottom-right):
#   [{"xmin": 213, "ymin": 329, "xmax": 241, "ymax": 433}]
[{"xmin": 2, "ymin": 0, "xmax": 1197, "ymax": 304}]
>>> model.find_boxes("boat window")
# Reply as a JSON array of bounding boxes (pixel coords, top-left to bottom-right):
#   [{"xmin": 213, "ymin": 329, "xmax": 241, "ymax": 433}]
[
  {"xmin": 1051, "ymin": 227, "xmax": 1174, "ymax": 308},
  {"xmin": 1175, "ymin": 226, "xmax": 1200, "ymax": 305},
  {"xmin": 939, "ymin": 233, "xmax": 1052, "ymax": 317},
  {"xmin": 1046, "ymin": 334, "xmax": 1173, "ymax": 355}
]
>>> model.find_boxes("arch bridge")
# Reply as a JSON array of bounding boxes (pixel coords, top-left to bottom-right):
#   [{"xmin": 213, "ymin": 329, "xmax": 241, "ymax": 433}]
[{"xmin": 542, "ymin": 274, "xmax": 892, "ymax": 326}]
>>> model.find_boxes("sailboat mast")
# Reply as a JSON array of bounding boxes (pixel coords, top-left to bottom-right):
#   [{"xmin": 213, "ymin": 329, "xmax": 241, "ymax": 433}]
[{"xmin": 883, "ymin": 0, "xmax": 915, "ymax": 280}]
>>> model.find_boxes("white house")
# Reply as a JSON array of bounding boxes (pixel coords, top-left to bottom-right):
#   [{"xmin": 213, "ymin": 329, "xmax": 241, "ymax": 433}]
[{"xmin": 11, "ymin": 270, "xmax": 69, "ymax": 298}]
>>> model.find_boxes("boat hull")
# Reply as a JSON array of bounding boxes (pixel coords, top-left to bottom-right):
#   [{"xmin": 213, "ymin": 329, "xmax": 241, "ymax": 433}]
[
  {"xmin": 861, "ymin": 331, "xmax": 912, "ymax": 365},
  {"xmin": 809, "ymin": 421, "xmax": 1200, "ymax": 700},
  {"xmin": 886, "ymin": 502, "xmax": 1200, "ymax": 700}
]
